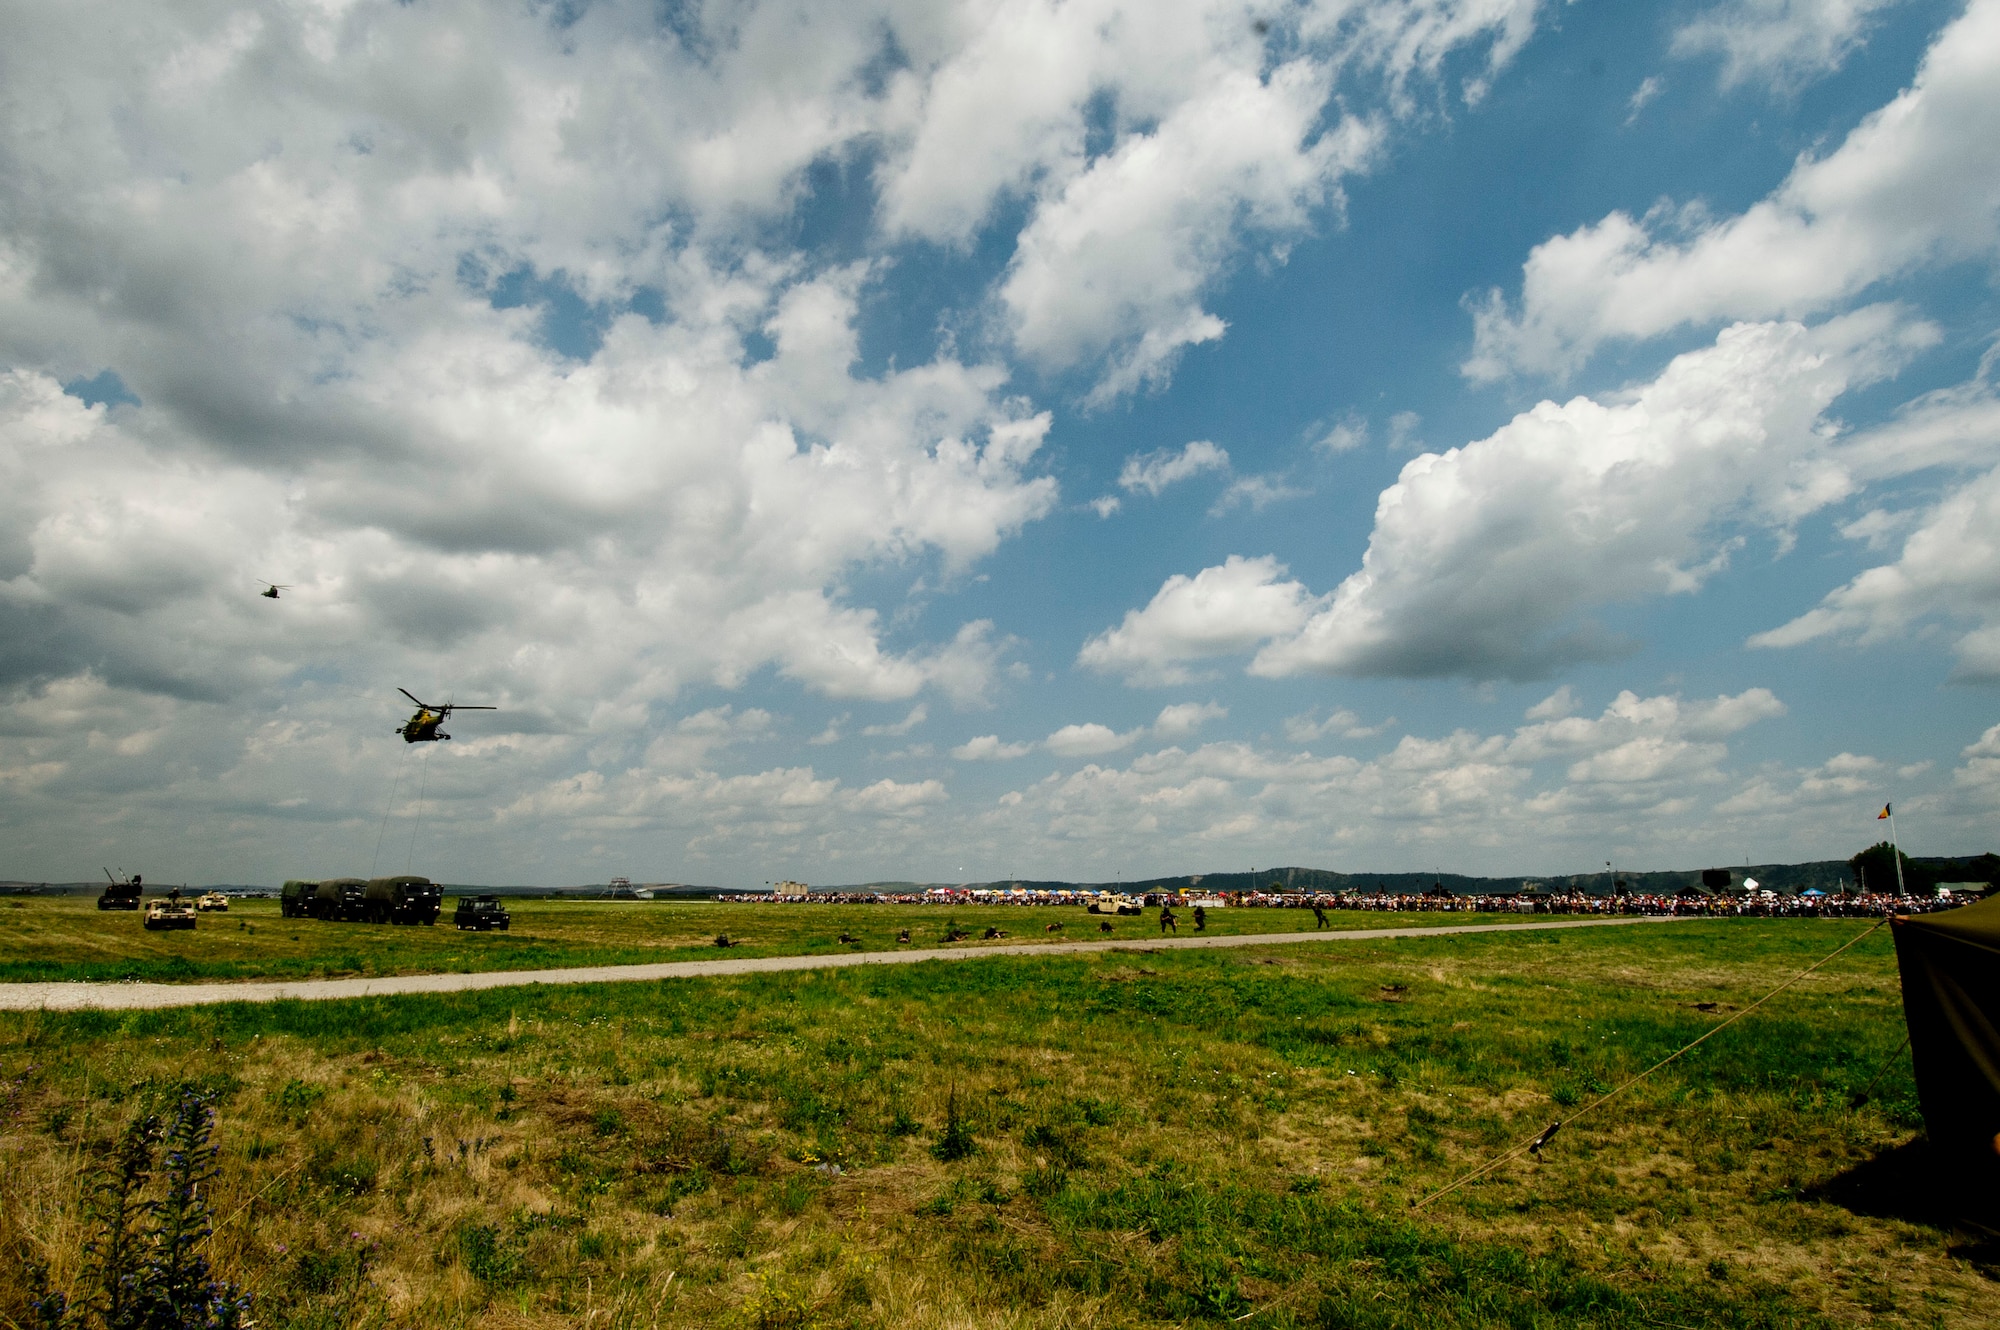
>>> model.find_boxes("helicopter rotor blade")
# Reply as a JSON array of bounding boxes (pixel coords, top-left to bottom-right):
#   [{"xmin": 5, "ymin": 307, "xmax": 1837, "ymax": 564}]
[{"xmin": 398, "ymin": 687, "xmax": 428, "ymax": 708}]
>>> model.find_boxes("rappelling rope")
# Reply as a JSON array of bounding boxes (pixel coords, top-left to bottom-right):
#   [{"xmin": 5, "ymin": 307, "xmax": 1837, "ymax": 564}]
[
  {"xmin": 1410, "ymin": 917, "xmax": 1891, "ymax": 1211},
  {"xmin": 368, "ymin": 743, "xmax": 411, "ymax": 880},
  {"xmin": 406, "ymin": 741, "xmax": 433, "ymax": 873}
]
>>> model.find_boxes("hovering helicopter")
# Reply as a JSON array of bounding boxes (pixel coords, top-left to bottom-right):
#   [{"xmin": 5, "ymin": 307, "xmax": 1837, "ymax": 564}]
[
  {"xmin": 397, "ymin": 688, "xmax": 496, "ymax": 743},
  {"xmin": 258, "ymin": 580, "xmax": 292, "ymax": 599}
]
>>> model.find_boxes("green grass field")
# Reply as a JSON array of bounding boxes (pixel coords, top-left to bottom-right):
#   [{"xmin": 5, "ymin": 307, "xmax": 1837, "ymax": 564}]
[
  {"xmin": 0, "ymin": 896, "xmax": 1517, "ymax": 985},
  {"xmin": 1, "ymin": 917, "xmax": 1990, "ymax": 1329}
]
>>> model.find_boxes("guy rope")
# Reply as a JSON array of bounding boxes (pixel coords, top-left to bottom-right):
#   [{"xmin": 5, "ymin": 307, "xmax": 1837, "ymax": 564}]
[{"xmin": 1411, "ymin": 918, "xmax": 1890, "ymax": 1210}]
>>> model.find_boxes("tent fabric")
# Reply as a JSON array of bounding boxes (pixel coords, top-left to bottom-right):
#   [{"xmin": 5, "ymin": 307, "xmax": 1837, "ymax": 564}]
[{"xmin": 1891, "ymin": 893, "xmax": 2000, "ymax": 1193}]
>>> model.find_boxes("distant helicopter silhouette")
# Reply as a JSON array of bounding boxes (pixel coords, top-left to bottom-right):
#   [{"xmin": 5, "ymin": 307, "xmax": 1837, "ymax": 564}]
[
  {"xmin": 397, "ymin": 688, "xmax": 496, "ymax": 743},
  {"xmin": 258, "ymin": 580, "xmax": 292, "ymax": 599}
]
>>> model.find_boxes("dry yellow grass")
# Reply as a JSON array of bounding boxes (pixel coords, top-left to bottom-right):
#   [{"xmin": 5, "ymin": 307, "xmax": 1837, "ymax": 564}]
[{"xmin": 0, "ymin": 919, "xmax": 1992, "ymax": 1328}]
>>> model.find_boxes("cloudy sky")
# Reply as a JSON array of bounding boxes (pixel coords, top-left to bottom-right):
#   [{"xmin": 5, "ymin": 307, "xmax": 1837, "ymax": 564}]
[{"xmin": 3, "ymin": 0, "xmax": 1997, "ymax": 887}]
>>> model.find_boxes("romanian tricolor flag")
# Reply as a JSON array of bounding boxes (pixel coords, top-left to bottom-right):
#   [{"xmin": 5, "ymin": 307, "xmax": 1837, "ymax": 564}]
[{"xmin": 1877, "ymin": 803, "xmax": 1892, "ymax": 820}]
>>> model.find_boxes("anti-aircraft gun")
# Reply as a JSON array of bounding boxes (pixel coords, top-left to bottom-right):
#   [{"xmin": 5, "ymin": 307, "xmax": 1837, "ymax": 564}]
[
  {"xmin": 98, "ymin": 870, "xmax": 143, "ymax": 911},
  {"xmin": 363, "ymin": 875, "xmax": 442, "ymax": 925}
]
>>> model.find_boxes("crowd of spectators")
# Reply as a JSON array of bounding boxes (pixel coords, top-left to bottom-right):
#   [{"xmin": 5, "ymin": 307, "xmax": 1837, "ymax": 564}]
[
  {"xmin": 1219, "ymin": 890, "xmax": 1966, "ymax": 917},
  {"xmin": 735, "ymin": 885, "xmax": 1974, "ymax": 916}
]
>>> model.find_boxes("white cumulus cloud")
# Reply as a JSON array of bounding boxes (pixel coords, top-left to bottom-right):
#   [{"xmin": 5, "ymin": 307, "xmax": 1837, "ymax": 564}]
[
  {"xmin": 1004, "ymin": 61, "xmax": 1378, "ymax": 401},
  {"xmin": 863, "ymin": 704, "xmax": 930, "ymax": 738},
  {"xmin": 1044, "ymin": 721, "xmax": 1144, "ymax": 757},
  {"xmin": 917, "ymin": 0, "xmax": 1548, "ymax": 403},
  {"xmin": 1283, "ymin": 708, "xmax": 1396, "ymax": 742},
  {"xmin": 1079, "ymin": 554, "xmax": 1314, "ymax": 685},
  {"xmin": 1673, "ymin": 0, "xmax": 1907, "ymax": 93},
  {"xmin": 969, "ymin": 685, "xmax": 1792, "ymax": 868},
  {"xmin": 952, "ymin": 734, "xmax": 1034, "ymax": 761},
  {"xmin": 1250, "ymin": 314, "xmax": 1927, "ymax": 681},
  {"xmin": 1467, "ymin": 0, "xmax": 2000, "ymax": 379},
  {"xmin": 1751, "ymin": 463, "xmax": 2000, "ymax": 679},
  {"xmin": 1118, "ymin": 440, "xmax": 1232, "ymax": 495},
  {"xmin": 1211, "ymin": 474, "xmax": 1310, "ymax": 515},
  {"xmin": 1153, "ymin": 701, "xmax": 1228, "ymax": 737}
]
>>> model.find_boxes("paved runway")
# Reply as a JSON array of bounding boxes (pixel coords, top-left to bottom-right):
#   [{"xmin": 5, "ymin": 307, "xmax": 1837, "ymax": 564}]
[{"xmin": 0, "ymin": 914, "xmax": 1693, "ymax": 1011}]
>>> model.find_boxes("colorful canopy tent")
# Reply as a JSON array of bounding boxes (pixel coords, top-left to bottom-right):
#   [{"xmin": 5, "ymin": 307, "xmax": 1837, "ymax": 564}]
[{"xmin": 1891, "ymin": 893, "xmax": 2000, "ymax": 1202}]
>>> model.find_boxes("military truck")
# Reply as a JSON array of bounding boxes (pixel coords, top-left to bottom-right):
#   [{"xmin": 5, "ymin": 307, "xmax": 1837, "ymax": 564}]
[
  {"xmin": 364, "ymin": 875, "xmax": 442, "ymax": 925},
  {"xmin": 311, "ymin": 877, "xmax": 368, "ymax": 921},
  {"xmin": 453, "ymin": 894, "xmax": 511, "ymax": 931},
  {"xmin": 280, "ymin": 879, "xmax": 317, "ymax": 918}
]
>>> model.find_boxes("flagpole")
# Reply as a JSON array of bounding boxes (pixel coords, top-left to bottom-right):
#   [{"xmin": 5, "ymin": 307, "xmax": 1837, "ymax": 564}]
[{"xmin": 1888, "ymin": 805, "xmax": 1905, "ymax": 895}]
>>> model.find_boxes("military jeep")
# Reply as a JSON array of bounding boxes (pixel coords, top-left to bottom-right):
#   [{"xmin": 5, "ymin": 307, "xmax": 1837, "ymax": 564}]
[{"xmin": 453, "ymin": 895, "xmax": 510, "ymax": 931}]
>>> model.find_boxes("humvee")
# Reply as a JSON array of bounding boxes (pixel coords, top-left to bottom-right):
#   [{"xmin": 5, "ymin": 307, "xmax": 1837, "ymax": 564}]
[
  {"xmin": 195, "ymin": 891, "xmax": 229, "ymax": 912},
  {"xmin": 143, "ymin": 900, "xmax": 197, "ymax": 931},
  {"xmin": 453, "ymin": 895, "xmax": 510, "ymax": 931}
]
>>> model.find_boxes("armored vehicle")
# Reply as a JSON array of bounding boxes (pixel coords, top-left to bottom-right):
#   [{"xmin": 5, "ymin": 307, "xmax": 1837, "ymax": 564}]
[
  {"xmin": 143, "ymin": 899, "xmax": 196, "ymax": 931},
  {"xmin": 312, "ymin": 877, "xmax": 368, "ymax": 921},
  {"xmin": 453, "ymin": 895, "xmax": 510, "ymax": 931},
  {"xmin": 280, "ymin": 879, "xmax": 316, "ymax": 918},
  {"xmin": 98, "ymin": 877, "xmax": 142, "ymax": 911},
  {"xmin": 195, "ymin": 891, "xmax": 229, "ymax": 912},
  {"xmin": 364, "ymin": 875, "xmax": 442, "ymax": 925}
]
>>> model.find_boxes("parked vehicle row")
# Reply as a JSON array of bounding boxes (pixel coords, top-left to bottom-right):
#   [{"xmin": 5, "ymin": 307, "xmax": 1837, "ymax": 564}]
[
  {"xmin": 278, "ymin": 877, "xmax": 508, "ymax": 930},
  {"xmin": 280, "ymin": 875, "xmax": 444, "ymax": 925}
]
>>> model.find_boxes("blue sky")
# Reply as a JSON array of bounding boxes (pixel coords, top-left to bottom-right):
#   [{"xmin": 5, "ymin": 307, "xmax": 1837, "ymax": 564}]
[{"xmin": 2, "ymin": 0, "xmax": 1996, "ymax": 887}]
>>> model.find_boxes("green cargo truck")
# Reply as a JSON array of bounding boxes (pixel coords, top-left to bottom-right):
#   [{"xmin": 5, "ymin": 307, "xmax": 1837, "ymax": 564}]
[
  {"xmin": 311, "ymin": 877, "xmax": 367, "ymax": 921},
  {"xmin": 363, "ymin": 875, "xmax": 442, "ymax": 925},
  {"xmin": 280, "ymin": 879, "xmax": 317, "ymax": 918}
]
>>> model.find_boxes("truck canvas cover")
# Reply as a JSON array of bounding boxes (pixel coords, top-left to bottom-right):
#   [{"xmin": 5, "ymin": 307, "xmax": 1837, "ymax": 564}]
[{"xmin": 1891, "ymin": 892, "xmax": 2000, "ymax": 1202}]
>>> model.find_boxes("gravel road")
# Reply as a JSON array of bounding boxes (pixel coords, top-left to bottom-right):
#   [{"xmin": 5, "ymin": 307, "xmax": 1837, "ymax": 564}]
[{"xmin": 0, "ymin": 915, "xmax": 1692, "ymax": 1011}]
